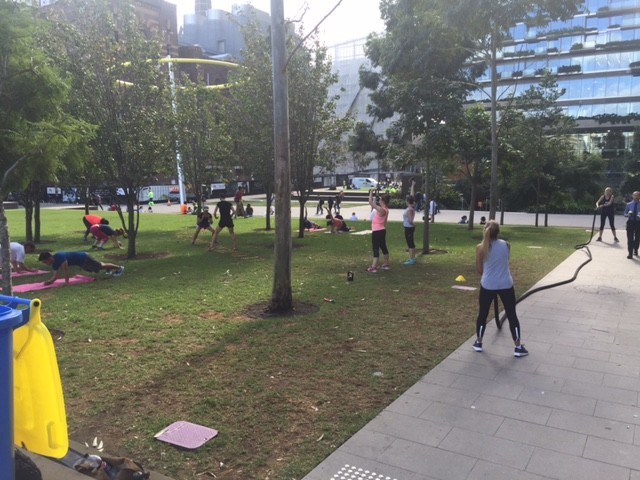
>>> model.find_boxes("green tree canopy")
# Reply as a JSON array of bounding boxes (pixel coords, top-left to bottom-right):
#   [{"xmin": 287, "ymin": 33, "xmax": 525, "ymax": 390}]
[{"xmin": 47, "ymin": 0, "xmax": 176, "ymax": 257}]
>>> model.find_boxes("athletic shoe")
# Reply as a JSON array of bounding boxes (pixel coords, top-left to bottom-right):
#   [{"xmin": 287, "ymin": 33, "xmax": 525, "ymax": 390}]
[
  {"xmin": 628, "ymin": 255, "xmax": 633, "ymax": 259},
  {"xmin": 112, "ymin": 266, "xmax": 125, "ymax": 277},
  {"xmin": 472, "ymin": 341, "xmax": 483, "ymax": 352},
  {"xmin": 596, "ymin": 237, "xmax": 602, "ymax": 241},
  {"xmin": 381, "ymin": 264, "xmax": 391, "ymax": 270},
  {"xmin": 366, "ymin": 266, "xmax": 377, "ymax": 273},
  {"xmin": 614, "ymin": 237, "xmax": 620, "ymax": 242},
  {"xmin": 404, "ymin": 258, "xmax": 417, "ymax": 265},
  {"xmin": 514, "ymin": 345, "xmax": 529, "ymax": 357},
  {"xmin": 635, "ymin": 250, "xmax": 639, "ymax": 256},
  {"xmin": 104, "ymin": 270, "xmax": 113, "ymax": 276}
]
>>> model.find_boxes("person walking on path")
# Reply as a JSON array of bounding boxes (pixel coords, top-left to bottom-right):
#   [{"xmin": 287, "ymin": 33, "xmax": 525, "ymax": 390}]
[
  {"xmin": 623, "ymin": 191, "xmax": 640, "ymax": 259},
  {"xmin": 192, "ymin": 206, "xmax": 214, "ymax": 245},
  {"xmin": 595, "ymin": 186, "xmax": 619, "ymax": 242},
  {"xmin": 209, "ymin": 195, "xmax": 237, "ymax": 251},
  {"xmin": 472, "ymin": 220, "xmax": 528, "ymax": 357},
  {"xmin": 82, "ymin": 214, "xmax": 109, "ymax": 241},
  {"xmin": 147, "ymin": 190, "xmax": 154, "ymax": 212},
  {"xmin": 367, "ymin": 189, "xmax": 390, "ymax": 273},
  {"xmin": 39, "ymin": 251, "xmax": 124, "ymax": 284}
]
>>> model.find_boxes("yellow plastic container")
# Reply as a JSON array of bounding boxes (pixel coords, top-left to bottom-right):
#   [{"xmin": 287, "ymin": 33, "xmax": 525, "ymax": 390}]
[{"xmin": 13, "ymin": 298, "xmax": 68, "ymax": 458}]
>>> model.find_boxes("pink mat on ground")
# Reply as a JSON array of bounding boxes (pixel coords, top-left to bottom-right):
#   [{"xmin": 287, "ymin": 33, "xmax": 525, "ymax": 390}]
[
  {"xmin": 12, "ymin": 275, "xmax": 97, "ymax": 293},
  {"xmin": 155, "ymin": 421, "xmax": 218, "ymax": 449},
  {"xmin": 0, "ymin": 269, "xmax": 48, "ymax": 280}
]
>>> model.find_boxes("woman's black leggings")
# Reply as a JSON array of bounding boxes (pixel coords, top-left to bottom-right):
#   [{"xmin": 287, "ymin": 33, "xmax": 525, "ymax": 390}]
[
  {"xmin": 371, "ymin": 229, "xmax": 388, "ymax": 258},
  {"xmin": 599, "ymin": 210, "xmax": 615, "ymax": 231},
  {"xmin": 476, "ymin": 286, "xmax": 521, "ymax": 343}
]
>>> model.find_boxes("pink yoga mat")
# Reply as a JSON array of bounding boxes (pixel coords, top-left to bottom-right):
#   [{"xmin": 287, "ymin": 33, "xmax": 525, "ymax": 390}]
[
  {"xmin": 12, "ymin": 275, "xmax": 97, "ymax": 293},
  {"xmin": 0, "ymin": 269, "xmax": 48, "ymax": 280},
  {"xmin": 155, "ymin": 421, "xmax": 218, "ymax": 449}
]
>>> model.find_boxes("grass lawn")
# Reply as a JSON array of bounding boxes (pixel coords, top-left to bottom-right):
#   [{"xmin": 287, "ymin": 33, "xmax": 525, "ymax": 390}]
[{"xmin": 4, "ymin": 208, "xmax": 588, "ymax": 479}]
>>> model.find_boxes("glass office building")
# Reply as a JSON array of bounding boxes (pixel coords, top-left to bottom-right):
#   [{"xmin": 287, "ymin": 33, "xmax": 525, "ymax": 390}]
[{"xmin": 468, "ymin": 0, "xmax": 640, "ymax": 156}]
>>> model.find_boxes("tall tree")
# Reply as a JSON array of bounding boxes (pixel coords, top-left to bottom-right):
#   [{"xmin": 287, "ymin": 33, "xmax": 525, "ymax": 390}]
[
  {"xmin": 440, "ymin": 0, "xmax": 583, "ymax": 219},
  {"xmin": 449, "ymin": 105, "xmax": 492, "ymax": 228},
  {"xmin": 175, "ymin": 77, "xmax": 233, "ymax": 213},
  {"xmin": 288, "ymin": 32, "xmax": 351, "ymax": 238},
  {"xmin": 348, "ymin": 121, "xmax": 383, "ymax": 176},
  {"xmin": 227, "ymin": 21, "xmax": 277, "ymax": 230},
  {"xmin": 46, "ymin": 0, "xmax": 175, "ymax": 258},
  {"xmin": 270, "ymin": 0, "xmax": 292, "ymax": 312},
  {"xmin": 508, "ymin": 73, "xmax": 576, "ymax": 226},
  {"xmin": 362, "ymin": 0, "xmax": 476, "ymax": 253},
  {"xmin": 0, "ymin": 1, "xmax": 87, "ymax": 295}
]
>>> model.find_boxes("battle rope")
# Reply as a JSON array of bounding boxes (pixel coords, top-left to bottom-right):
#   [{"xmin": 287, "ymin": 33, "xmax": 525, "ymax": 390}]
[{"xmin": 495, "ymin": 210, "xmax": 597, "ymax": 330}]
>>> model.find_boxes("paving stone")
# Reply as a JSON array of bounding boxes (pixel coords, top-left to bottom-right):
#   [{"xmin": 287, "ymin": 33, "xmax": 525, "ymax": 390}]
[
  {"xmin": 547, "ymin": 409, "xmax": 635, "ymax": 443},
  {"xmin": 526, "ymin": 448, "xmax": 629, "ymax": 480},
  {"xmin": 495, "ymin": 417, "xmax": 587, "ymax": 455}
]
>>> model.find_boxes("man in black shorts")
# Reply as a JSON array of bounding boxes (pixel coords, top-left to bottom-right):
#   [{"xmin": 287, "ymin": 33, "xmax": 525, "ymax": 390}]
[
  {"xmin": 38, "ymin": 251, "xmax": 124, "ymax": 285},
  {"xmin": 209, "ymin": 195, "xmax": 237, "ymax": 251}
]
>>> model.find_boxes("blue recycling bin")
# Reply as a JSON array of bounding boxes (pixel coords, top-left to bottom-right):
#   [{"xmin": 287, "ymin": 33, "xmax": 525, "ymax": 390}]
[{"xmin": 0, "ymin": 296, "xmax": 32, "ymax": 480}]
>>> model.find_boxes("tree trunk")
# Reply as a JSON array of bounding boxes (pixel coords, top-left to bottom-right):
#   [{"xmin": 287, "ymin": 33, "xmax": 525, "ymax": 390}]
[
  {"xmin": 0, "ymin": 206, "xmax": 13, "ymax": 296},
  {"xmin": 265, "ymin": 187, "xmax": 273, "ymax": 231},
  {"xmin": 468, "ymin": 180, "xmax": 477, "ymax": 230},
  {"xmin": 269, "ymin": 0, "xmax": 293, "ymax": 313},
  {"xmin": 297, "ymin": 200, "xmax": 307, "ymax": 239},
  {"xmin": 489, "ymin": 26, "xmax": 499, "ymax": 221},
  {"xmin": 23, "ymin": 184, "xmax": 34, "ymax": 242},
  {"xmin": 421, "ymin": 155, "xmax": 431, "ymax": 254},
  {"xmin": 33, "ymin": 180, "xmax": 42, "ymax": 243},
  {"xmin": 124, "ymin": 196, "xmax": 137, "ymax": 258},
  {"xmin": 535, "ymin": 177, "xmax": 540, "ymax": 227}
]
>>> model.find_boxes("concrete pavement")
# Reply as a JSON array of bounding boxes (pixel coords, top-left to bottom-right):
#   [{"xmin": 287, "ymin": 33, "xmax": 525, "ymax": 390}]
[{"xmin": 303, "ymin": 228, "xmax": 640, "ymax": 480}]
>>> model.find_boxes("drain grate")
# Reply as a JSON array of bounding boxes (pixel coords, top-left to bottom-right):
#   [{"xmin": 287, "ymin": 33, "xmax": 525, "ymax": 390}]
[{"xmin": 331, "ymin": 464, "xmax": 399, "ymax": 480}]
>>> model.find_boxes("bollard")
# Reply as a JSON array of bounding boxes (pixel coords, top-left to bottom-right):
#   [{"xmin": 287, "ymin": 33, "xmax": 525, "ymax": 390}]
[{"xmin": 0, "ymin": 297, "xmax": 30, "ymax": 480}]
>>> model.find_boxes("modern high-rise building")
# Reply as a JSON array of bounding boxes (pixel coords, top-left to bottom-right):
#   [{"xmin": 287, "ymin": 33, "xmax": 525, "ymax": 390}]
[
  {"xmin": 179, "ymin": 3, "xmax": 270, "ymax": 60},
  {"xmin": 194, "ymin": 0, "xmax": 211, "ymax": 17},
  {"xmin": 467, "ymin": 0, "xmax": 640, "ymax": 160},
  {"xmin": 327, "ymin": 1, "xmax": 640, "ymax": 183}
]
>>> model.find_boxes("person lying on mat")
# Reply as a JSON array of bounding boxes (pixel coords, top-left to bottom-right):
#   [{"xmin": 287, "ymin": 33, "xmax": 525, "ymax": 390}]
[
  {"xmin": 8, "ymin": 241, "xmax": 37, "ymax": 272},
  {"xmin": 38, "ymin": 251, "xmax": 124, "ymax": 285}
]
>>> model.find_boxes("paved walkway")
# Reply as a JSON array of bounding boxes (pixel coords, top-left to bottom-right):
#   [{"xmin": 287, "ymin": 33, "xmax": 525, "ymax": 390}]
[{"xmin": 303, "ymin": 229, "xmax": 640, "ymax": 480}]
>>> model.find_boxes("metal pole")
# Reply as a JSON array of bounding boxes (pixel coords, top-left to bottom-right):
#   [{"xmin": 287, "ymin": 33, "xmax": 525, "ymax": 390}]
[{"xmin": 167, "ymin": 56, "xmax": 186, "ymax": 206}]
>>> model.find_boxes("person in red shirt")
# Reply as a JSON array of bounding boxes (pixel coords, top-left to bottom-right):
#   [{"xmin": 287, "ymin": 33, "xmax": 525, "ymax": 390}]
[
  {"xmin": 233, "ymin": 187, "xmax": 245, "ymax": 217},
  {"xmin": 82, "ymin": 214, "xmax": 109, "ymax": 241}
]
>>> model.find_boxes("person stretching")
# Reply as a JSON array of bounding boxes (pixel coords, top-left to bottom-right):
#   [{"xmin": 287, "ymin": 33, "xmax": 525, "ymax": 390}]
[
  {"xmin": 473, "ymin": 220, "xmax": 528, "ymax": 357},
  {"xmin": 367, "ymin": 189, "xmax": 390, "ymax": 273},
  {"xmin": 39, "ymin": 251, "xmax": 124, "ymax": 284},
  {"xmin": 209, "ymin": 195, "xmax": 237, "ymax": 251}
]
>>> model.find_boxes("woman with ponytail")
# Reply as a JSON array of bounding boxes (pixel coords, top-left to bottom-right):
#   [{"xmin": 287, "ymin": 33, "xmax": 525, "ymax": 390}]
[{"xmin": 473, "ymin": 220, "xmax": 528, "ymax": 357}]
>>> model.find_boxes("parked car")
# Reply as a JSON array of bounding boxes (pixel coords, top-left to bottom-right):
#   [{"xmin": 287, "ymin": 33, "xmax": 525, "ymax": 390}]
[{"xmin": 350, "ymin": 177, "xmax": 379, "ymax": 190}]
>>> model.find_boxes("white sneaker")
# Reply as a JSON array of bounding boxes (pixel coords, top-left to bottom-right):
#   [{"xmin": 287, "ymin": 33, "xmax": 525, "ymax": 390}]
[{"xmin": 112, "ymin": 266, "xmax": 125, "ymax": 277}]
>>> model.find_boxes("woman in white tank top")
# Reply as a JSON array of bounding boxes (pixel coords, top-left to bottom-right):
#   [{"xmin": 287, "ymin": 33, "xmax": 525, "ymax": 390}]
[{"xmin": 473, "ymin": 220, "xmax": 528, "ymax": 357}]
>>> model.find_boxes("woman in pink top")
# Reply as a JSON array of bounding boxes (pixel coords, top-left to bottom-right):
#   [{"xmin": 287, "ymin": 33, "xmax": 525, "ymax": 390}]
[{"xmin": 367, "ymin": 189, "xmax": 391, "ymax": 273}]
